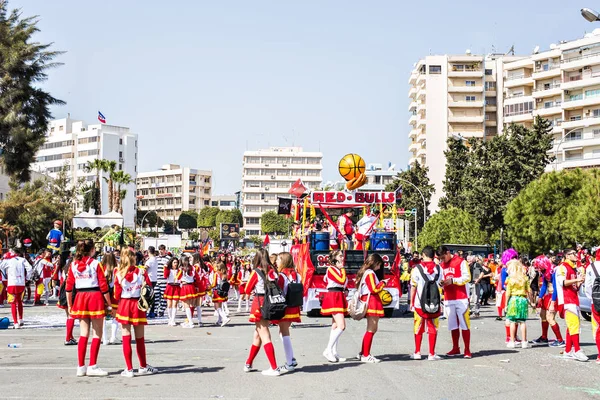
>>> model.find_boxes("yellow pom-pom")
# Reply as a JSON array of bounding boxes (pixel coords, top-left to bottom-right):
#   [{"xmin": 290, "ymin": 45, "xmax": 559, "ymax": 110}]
[{"xmin": 379, "ymin": 289, "xmax": 393, "ymax": 306}]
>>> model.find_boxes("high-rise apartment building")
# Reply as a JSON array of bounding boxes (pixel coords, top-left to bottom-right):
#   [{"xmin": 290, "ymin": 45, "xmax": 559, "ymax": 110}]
[
  {"xmin": 241, "ymin": 147, "xmax": 323, "ymax": 235},
  {"xmin": 361, "ymin": 163, "xmax": 400, "ymax": 192},
  {"xmin": 32, "ymin": 117, "xmax": 138, "ymax": 226},
  {"xmin": 136, "ymin": 164, "xmax": 212, "ymax": 223},
  {"xmin": 408, "ymin": 54, "xmax": 524, "ymax": 210}
]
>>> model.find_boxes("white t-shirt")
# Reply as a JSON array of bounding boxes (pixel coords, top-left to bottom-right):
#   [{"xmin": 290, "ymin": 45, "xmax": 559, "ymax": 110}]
[
  {"xmin": 410, "ymin": 263, "xmax": 443, "ymax": 310},
  {"xmin": 145, "ymin": 256, "xmax": 158, "ymax": 282}
]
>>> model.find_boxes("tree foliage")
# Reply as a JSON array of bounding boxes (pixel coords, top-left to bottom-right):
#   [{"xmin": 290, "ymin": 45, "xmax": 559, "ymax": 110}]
[
  {"xmin": 439, "ymin": 116, "xmax": 554, "ymax": 237},
  {"xmin": 385, "ymin": 161, "xmax": 434, "ymax": 236},
  {"xmin": 136, "ymin": 209, "xmax": 159, "ymax": 228},
  {"xmin": 198, "ymin": 207, "xmax": 220, "ymax": 227},
  {"xmin": 418, "ymin": 207, "xmax": 486, "ymax": 250},
  {"xmin": 178, "ymin": 211, "xmax": 198, "ymax": 230},
  {"xmin": 0, "ymin": 1, "xmax": 64, "ymax": 182},
  {"xmin": 215, "ymin": 209, "xmax": 243, "ymax": 227},
  {"xmin": 261, "ymin": 211, "xmax": 291, "ymax": 234},
  {"xmin": 505, "ymin": 169, "xmax": 595, "ymax": 254}
]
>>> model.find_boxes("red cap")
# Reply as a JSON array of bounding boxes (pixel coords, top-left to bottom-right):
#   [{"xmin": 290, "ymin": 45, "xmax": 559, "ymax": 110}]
[
  {"xmin": 595, "ymin": 248, "xmax": 600, "ymax": 261},
  {"xmin": 54, "ymin": 220, "xmax": 63, "ymax": 226},
  {"xmin": 23, "ymin": 238, "xmax": 32, "ymax": 244}
]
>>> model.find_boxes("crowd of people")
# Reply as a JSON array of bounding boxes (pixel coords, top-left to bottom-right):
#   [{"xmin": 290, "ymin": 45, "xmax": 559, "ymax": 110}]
[{"xmin": 0, "ymin": 238, "xmax": 599, "ymax": 377}]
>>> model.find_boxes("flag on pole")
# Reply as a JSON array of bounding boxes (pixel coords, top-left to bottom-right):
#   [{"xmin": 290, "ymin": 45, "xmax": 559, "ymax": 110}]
[
  {"xmin": 288, "ymin": 179, "xmax": 308, "ymax": 198},
  {"xmin": 98, "ymin": 111, "xmax": 106, "ymax": 124},
  {"xmin": 263, "ymin": 234, "xmax": 270, "ymax": 247},
  {"xmin": 278, "ymin": 198, "xmax": 293, "ymax": 215}
]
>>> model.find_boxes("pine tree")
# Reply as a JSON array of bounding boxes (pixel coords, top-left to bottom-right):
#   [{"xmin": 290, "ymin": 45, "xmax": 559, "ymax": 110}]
[
  {"xmin": 0, "ymin": 0, "xmax": 64, "ymax": 182},
  {"xmin": 438, "ymin": 137, "xmax": 470, "ymax": 210}
]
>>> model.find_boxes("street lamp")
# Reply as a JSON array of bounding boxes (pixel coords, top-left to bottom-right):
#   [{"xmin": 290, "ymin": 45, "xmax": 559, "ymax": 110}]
[
  {"xmin": 395, "ymin": 177, "xmax": 427, "ymax": 225},
  {"xmin": 553, "ymin": 126, "xmax": 587, "ymax": 170},
  {"xmin": 581, "ymin": 8, "xmax": 600, "ymax": 22}
]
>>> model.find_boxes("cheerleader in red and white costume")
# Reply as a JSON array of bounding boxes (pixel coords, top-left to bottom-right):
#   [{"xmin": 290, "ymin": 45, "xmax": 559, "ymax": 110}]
[
  {"xmin": 211, "ymin": 262, "xmax": 231, "ymax": 326},
  {"xmin": 101, "ymin": 253, "xmax": 120, "ymax": 345},
  {"xmin": 54, "ymin": 252, "xmax": 77, "ymax": 345},
  {"xmin": 0, "ymin": 249, "xmax": 32, "ymax": 328},
  {"xmin": 244, "ymin": 249, "xmax": 281, "ymax": 376},
  {"xmin": 191, "ymin": 253, "xmax": 207, "ymax": 325},
  {"xmin": 321, "ymin": 250, "xmax": 348, "ymax": 363},
  {"xmin": 163, "ymin": 257, "xmax": 181, "ymax": 326},
  {"xmin": 114, "ymin": 248, "xmax": 158, "ymax": 377},
  {"xmin": 356, "ymin": 254, "xmax": 386, "ymax": 363},
  {"xmin": 34, "ymin": 249, "xmax": 53, "ymax": 305},
  {"xmin": 66, "ymin": 240, "xmax": 112, "ymax": 377},
  {"xmin": 202, "ymin": 255, "xmax": 214, "ymax": 306},
  {"xmin": 237, "ymin": 262, "xmax": 251, "ymax": 312},
  {"xmin": 229, "ymin": 259, "xmax": 242, "ymax": 302},
  {"xmin": 275, "ymin": 252, "xmax": 301, "ymax": 372},
  {"xmin": 178, "ymin": 255, "xmax": 201, "ymax": 328}
]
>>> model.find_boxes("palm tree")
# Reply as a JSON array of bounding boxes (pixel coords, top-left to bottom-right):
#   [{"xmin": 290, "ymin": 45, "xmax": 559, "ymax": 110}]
[
  {"xmin": 111, "ymin": 170, "xmax": 133, "ymax": 213},
  {"xmin": 83, "ymin": 159, "xmax": 106, "ymax": 214},
  {"xmin": 103, "ymin": 160, "xmax": 117, "ymax": 212}
]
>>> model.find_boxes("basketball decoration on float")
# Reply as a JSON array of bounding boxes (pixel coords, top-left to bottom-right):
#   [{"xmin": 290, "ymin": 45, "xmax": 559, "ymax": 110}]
[
  {"xmin": 338, "ymin": 153, "xmax": 367, "ymax": 190},
  {"xmin": 379, "ymin": 289, "xmax": 393, "ymax": 306}
]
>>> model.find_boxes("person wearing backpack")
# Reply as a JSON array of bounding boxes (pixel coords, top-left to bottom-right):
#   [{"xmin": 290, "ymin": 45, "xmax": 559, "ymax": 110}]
[
  {"xmin": 211, "ymin": 262, "xmax": 231, "ymax": 327},
  {"xmin": 410, "ymin": 246, "xmax": 443, "ymax": 361},
  {"xmin": 584, "ymin": 248, "xmax": 600, "ymax": 364},
  {"xmin": 321, "ymin": 250, "xmax": 349, "ymax": 363},
  {"xmin": 275, "ymin": 252, "xmax": 302, "ymax": 373},
  {"xmin": 354, "ymin": 253, "xmax": 386, "ymax": 363},
  {"xmin": 243, "ymin": 249, "xmax": 282, "ymax": 376},
  {"xmin": 437, "ymin": 246, "xmax": 472, "ymax": 359}
]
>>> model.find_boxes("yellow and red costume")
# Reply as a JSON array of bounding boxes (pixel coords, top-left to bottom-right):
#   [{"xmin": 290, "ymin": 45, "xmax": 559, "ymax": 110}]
[
  {"xmin": 245, "ymin": 267, "xmax": 279, "ymax": 323},
  {"xmin": 114, "ymin": 266, "xmax": 152, "ymax": 325},
  {"xmin": 359, "ymin": 269, "xmax": 385, "ymax": 317},
  {"xmin": 65, "ymin": 256, "xmax": 109, "ymax": 319},
  {"xmin": 320, "ymin": 265, "xmax": 347, "ymax": 316}
]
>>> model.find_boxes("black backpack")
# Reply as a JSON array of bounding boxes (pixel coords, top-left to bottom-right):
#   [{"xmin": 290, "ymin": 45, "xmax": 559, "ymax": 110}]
[
  {"xmin": 590, "ymin": 263, "xmax": 600, "ymax": 312},
  {"xmin": 215, "ymin": 279, "xmax": 230, "ymax": 298},
  {"xmin": 285, "ymin": 272, "xmax": 304, "ymax": 308},
  {"xmin": 255, "ymin": 268, "xmax": 287, "ymax": 320},
  {"xmin": 416, "ymin": 264, "xmax": 441, "ymax": 315}
]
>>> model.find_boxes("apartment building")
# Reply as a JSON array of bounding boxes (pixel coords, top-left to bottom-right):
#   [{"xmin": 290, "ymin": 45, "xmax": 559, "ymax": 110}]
[
  {"xmin": 408, "ymin": 53, "xmax": 524, "ymax": 210},
  {"xmin": 361, "ymin": 163, "xmax": 399, "ymax": 191},
  {"xmin": 503, "ymin": 31, "xmax": 600, "ymax": 171},
  {"xmin": 136, "ymin": 164, "xmax": 212, "ymax": 223},
  {"xmin": 32, "ymin": 117, "xmax": 138, "ymax": 226},
  {"xmin": 211, "ymin": 195, "xmax": 239, "ymax": 210},
  {"xmin": 241, "ymin": 147, "xmax": 322, "ymax": 235}
]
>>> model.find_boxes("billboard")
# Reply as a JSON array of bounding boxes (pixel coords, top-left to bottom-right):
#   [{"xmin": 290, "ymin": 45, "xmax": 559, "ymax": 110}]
[{"xmin": 220, "ymin": 223, "xmax": 240, "ymax": 240}]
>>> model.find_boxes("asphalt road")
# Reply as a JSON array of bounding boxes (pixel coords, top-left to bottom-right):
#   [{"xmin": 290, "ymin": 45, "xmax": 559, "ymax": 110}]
[{"xmin": 0, "ymin": 299, "xmax": 598, "ymax": 400}]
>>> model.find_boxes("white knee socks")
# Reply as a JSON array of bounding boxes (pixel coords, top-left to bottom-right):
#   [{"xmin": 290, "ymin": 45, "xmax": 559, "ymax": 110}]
[
  {"xmin": 185, "ymin": 307, "xmax": 193, "ymax": 324},
  {"xmin": 110, "ymin": 319, "xmax": 118, "ymax": 341},
  {"xmin": 327, "ymin": 328, "xmax": 344, "ymax": 352},
  {"xmin": 245, "ymin": 299, "xmax": 249, "ymax": 311},
  {"xmin": 237, "ymin": 297, "xmax": 242, "ymax": 311},
  {"xmin": 282, "ymin": 335, "xmax": 294, "ymax": 365}
]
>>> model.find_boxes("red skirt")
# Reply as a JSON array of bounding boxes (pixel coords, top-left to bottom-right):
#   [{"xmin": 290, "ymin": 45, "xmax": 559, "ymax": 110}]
[
  {"xmin": 239, "ymin": 282, "xmax": 247, "ymax": 294},
  {"xmin": 7, "ymin": 285, "xmax": 24, "ymax": 295},
  {"xmin": 70, "ymin": 291, "xmax": 106, "ymax": 319},
  {"xmin": 164, "ymin": 284, "xmax": 180, "ymax": 300},
  {"xmin": 212, "ymin": 289, "xmax": 228, "ymax": 303},
  {"xmin": 249, "ymin": 296, "xmax": 264, "ymax": 323},
  {"xmin": 109, "ymin": 288, "xmax": 118, "ymax": 309},
  {"xmin": 116, "ymin": 298, "xmax": 147, "ymax": 325},
  {"xmin": 179, "ymin": 284, "xmax": 198, "ymax": 300},
  {"xmin": 321, "ymin": 291, "xmax": 347, "ymax": 316},
  {"xmin": 278, "ymin": 305, "xmax": 301, "ymax": 323},
  {"xmin": 361, "ymin": 294, "xmax": 384, "ymax": 317}
]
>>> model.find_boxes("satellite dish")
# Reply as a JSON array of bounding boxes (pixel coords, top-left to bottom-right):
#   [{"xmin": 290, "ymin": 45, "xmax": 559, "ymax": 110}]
[
  {"xmin": 466, "ymin": 49, "xmax": 472, "ymax": 55},
  {"xmin": 549, "ymin": 43, "xmax": 557, "ymax": 50},
  {"xmin": 533, "ymin": 45, "xmax": 540, "ymax": 54}
]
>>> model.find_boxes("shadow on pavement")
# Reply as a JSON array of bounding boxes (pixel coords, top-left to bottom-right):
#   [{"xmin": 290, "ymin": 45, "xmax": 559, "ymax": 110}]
[
  {"xmin": 152, "ymin": 365, "xmax": 225, "ymax": 375},
  {"xmin": 298, "ymin": 361, "xmax": 362, "ymax": 373},
  {"xmin": 144, "ymin": 339, "xmax": 182, "ymax": 344},
  {"xmin": 474, "ymin": 349, "xmax": 519, "ymax": 357}
]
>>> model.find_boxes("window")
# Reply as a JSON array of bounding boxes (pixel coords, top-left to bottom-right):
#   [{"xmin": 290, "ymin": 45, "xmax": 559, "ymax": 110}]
[
  {"xmin": 466, "ymin": 95, "xmax": 476, "ymax": 102},
  {"xmin": 485, "ymin": 97, "xmax": 497, "ymax": 106},
  {"xmin": 586, "ymin": 89, "xmax": 600, "ymax": 98},
  {"xmin": 544, "ymin": 101, "xmax": 553, "ymax": 109},
  {"xmin": 569, "ymin": 94, "xmax": 583, "ymax": 101},
  {"xmin": 593, "ymin": 129, "xmax": 600, "ymax": 138},
  {"xmin": 78, "ymin": 136, "xmax": 99, "ymax": 145},
  {"xmin": 50, "ymin": 127, "xmax": 55, "ymax": 133},
  {"xmin": 565, "ymin": 130, "xmax": 582, "ymax": 141},
  {"xmin": 204, "ymin": 177, "xmax": 210, "ymax": 183},
  {"xmin": 119, "ymin": 164, "xmax": 122, "ymax": 170},
  {"xmin": 485, "ymin": 69, "xmax": 493, "ymax": 75},
  {"xmin": 246, "ymin": 217, "xmax": 260, "ymax": 225},
  {"xmin": 593, "ymin": 109, "xmax": 600, "ymax": 117},
  {"xmin": 119, "ymin": 151, "xmax": 123, "ymax": 158},
  {"xmin": 484, "ymin": 81, "xmax": 496, "ymax": 90},
  {"xmin": 40, "ymin": 140, "xmax": 75, "ymax": 150},
  {"xmin": 204, "ymin": 189, "xmax": 210, "ymax": 195},
  {"xmin": 119, "ymin": 138, "xmax": 123, "ymax": 145},
  {"xmin": 59, "ymin": 125, "xmax": 64, "ymax": 131},
  {"xmin": 36, "ymin": 152, "xmax": 74, "ymax": 162},
  {"xmin": 429, "ymin": 65, "xmax": 441, "ymax": 74},
  {"xmin": 77, "ymin": 149, "xmax": 99, "ymax": 157},
  {"xmin": 503, "ymin": 101, "xmax": 534, "ymax": 117}
]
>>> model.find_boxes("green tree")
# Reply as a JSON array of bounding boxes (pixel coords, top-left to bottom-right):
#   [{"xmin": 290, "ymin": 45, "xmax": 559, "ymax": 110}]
[
  {"xmin": 198, "ymin": 207, "xmax": 220, "ymax": 227},
  {"xmin": 136, "ymin": 210, "xmax": 158, "ymax": 228},
  {"xmin": 505, "ymin": 169, "xmax": 588, "ymax": 254},
  {"xmin": 163, "ymin": 220, "xmax": 175, "ymax": 235},
  {"xmin": 438, "ymin": 137, "xmax": 470, "ymax": 210},
  {"xmin": 418, "ymin": 207, "xmax": 486, "ymax": 250},
  {"xmin": 566, "ymin": 168, "xmax": 600, "ymax": 244},
  {"xmin": 208, "ymin": 228, "xmax": 221, "ymax": 246},
  {"xmin": 178, "ymin": 211, "xmax": 198, "ymax": 230},
  {"xmin": 103, "ymin": 160, "xmax": 117, "ymax": 212},
  {"xmin": 84, "ymin": 159, "xmax": 106, "ymax": 214},
  {"xmin": 385, "ymin": 161, "xmax": 434, "ymax": 235},
  {"xmin": 111, "ymin": 170, "xmax": 132, "ymax": 214},
  {"xmin": 0, "ymin": 1, "xmax": 64, "ymax": 182},
  {"xmin": 261, "ymin": 211, "xmax": 291, "ymax": 234},
  {"xmin": 215, "ymin": 209, "xmax": 243, "ymax": 227}
]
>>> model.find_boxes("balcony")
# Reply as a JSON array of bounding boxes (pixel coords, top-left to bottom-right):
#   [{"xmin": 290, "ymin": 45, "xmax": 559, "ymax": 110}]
[
  {"xmin": 409, "ymin": 86, "xmax": 417, "ymax": 98},
  {"xmin": 409, "ymin": 128, "xmax": 419, "ymax": 140},
  {"xmin": 417, "ymin": 129, "xmax": 427, "ymax": 143},
  {"xmin": 409, "ymin": 141, "xmax": 420, "ymax": 153},
  {"xmin": 416, "ymin": 147, "xmax": 427, "ymax": 158},
  {"xmin": 416, "ymin": 116, "xmax": 426, "ymax": 128},
  {"xmin": 504, "ymin": 111, "xmax": 533, "ymax": 123},
  {"xmin": 448, "ymin": 85, "xmax": 483, "ymax": 93},
  {"xmin": 448, "ymin": 115, "xmax": 484, "ymax": 123},
  {"xmin": 534, "ymin": 101, "xmax": 562, "ymax": 117},
  {"xmin": 504, "ymin": 74, "xmax": 534, "ymax": 88},
  {"xmin": 561, "ymin": 115, "xmax": 600, "ymax": 130},
  {"xmin": 532, "ymin": 83, "xmax": 561, "ymax": 98},
  {"xmin": 448, "ymin": 100, "xmax": 484, "ymax": 108},
  {"xmin": 448, "ymin": 68, "xmax": 483, "ymax": 78},
  {"xmin": 532, "ymin": 64, "xmax": 561, "ymax": 79},
  {"xmin": 561, "ymin": 51, "xmax": 600, "ymax": 70},
  {"xmin": 562, "ymin": 74, "xmax": 600, "ymax": 90},
  {"xmin": 550, "ymin": 154, "xmax": 600, "ymax": 171},
  {"xmin": 416, "ymin": 74, "xmax": 426, "ymax": 85},
  {"xmin": 409, "ymin": 72, "xmax": 417, "ymax": 85},
  {"xmin": 409, "ymin": 113, "xmax": 417, "ymax": 126},
  {"xmin": 562, "ymin": 94, "xmax": 600, "ymax": 110},
  {"xmin": 504, "ymin": 94, "xmax": 533, "ymax": 106},
  {"xmin": 408, "ymin": 100, "xmax": 417, "ymax": 111}
]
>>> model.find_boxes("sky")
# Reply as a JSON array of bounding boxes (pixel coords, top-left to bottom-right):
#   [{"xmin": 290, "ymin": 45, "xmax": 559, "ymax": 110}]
[{"xmin": 11, "ymin": 0, "xmax": 593, "ymax": 194}]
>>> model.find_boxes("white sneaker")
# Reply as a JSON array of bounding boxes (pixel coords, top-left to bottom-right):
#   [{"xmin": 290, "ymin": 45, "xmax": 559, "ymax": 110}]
[
  {"xmin": 280, "ymin": 363, "xmax": 295, "ymax": 373},
  {"xmin": 243, "ymin": 364, "xmax": 255, "ymax": 373},
  {"xmin": 86, "ymin": 365, "xmax": 108, "ymax": 377},
  {"xmin": 506, "ymin": 341, "xmax": 516, "ymax": 348},
  {"xmin": 76, "ymin": 366, "xmax": 87, "ymax": 377},
  {"xmin": 410, "ymin": 352, "xmax": 422, "ymax": 360},
  {"xmin": 322, "ymin": 349, "xmax": 338, "ymax": 363},
  {"xmin": 428, "ymin": 354, "xmax": 442, "ymax": 361},
  {"xmin": 167, "ymin": 321, "xmax": 177, "ymax": 326},
  {"xmin": 109, "ymin": 338, "xmax": 120, "ymax": 345},
  {"xmin": 13, "ymin": 323, "xmax": 20, "ymax": 330},
  {"xmin": 563, "ymin": 350, "xmax": 575, "ymax": 359},
  {"xmin": 102, "ymin": 339, "xmax": 109, "ymax": 346},
  {"xmin": 573, "ymin": 350, "xmax": 588, "ymax": 362},
  {"xmin": 18, "ymin": 320, "xmax": 23, "ymax": 327},
  {"xmin": 261, "ymin": 368, "xmax": 281, "ymax": 376},
  {"xmin": 220, "ymin": 317, "xmax": 231, "ymax": 327},
  {"xmin": 521, "ymin": 341, "xmax": 530, "ymax": 349},
  {"xmin": 360, "ymin": 354, "xmax": 381, "ymax": 363},
  {"xmin": 138, "ymin": 365, "xmax": 158, "ymax": 375},
  {"xmin": 334, "ymin": 354, "xmax": 347, "ymax": 362},
  {"xmin": 120, "ymin": 369, "xmax": 134, "ymax": 378},
  {"xmin": 181, "ymin": 322, "xmax": 194, "ymax": 329}
]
